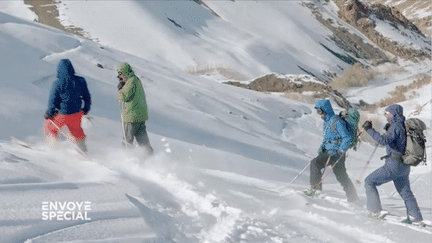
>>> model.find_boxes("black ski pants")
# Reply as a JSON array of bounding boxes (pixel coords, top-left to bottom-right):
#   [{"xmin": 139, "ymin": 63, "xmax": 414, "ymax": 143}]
[
  {"xmin": 310, "ymin": 152, "xmax": 358, "ymax": 202},
  {"xmin": 123, "ymin": 122, "xmax": 154, "ymax": 155}
]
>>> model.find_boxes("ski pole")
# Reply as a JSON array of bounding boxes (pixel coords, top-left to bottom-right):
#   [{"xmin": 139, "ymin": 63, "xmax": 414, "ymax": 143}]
[
  {"xmin": 119, "ymin": 101, "xmax": 128, "ymax": 148},
  {"xmin": 407, "ymin": 99, "xmax": 431, "ymax": 117},
  {"xmin": 355, "ymin": 144, "xmax": 379, "ymax": 184},
  {"xmin": 307, "ymin": 156, "xmax": 331, "ymax": 190},
  {"xmin": 49, "ymin": 119, "xmax": 88, "ymax": 158},
  {"xmin": 318, "ymin": 152, "xmax": 345, "ymax": 185},
  {"xmin": 320, "ymin": 156, "xmax": 332, "ymax": 180},
  {"xmin": 287, "ymin": 161, "xmax": 312, "ymax": 186}
]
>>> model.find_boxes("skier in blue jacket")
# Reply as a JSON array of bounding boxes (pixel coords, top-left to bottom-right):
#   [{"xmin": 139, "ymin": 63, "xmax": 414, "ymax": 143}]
[
  {"xmin": 362, "ymin": 104, "xmax": 423, "ymax": 224},
  {"xmin": 44, "ymin": 59, "xmax": 91, "ymax": 152},
  {"xmin": 306, "ymin": 100, "xmax": 359, "ymax": 202}
]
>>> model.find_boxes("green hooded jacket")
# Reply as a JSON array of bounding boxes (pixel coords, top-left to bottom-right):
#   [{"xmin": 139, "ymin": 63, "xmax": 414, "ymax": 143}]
[{"xmin": 117, "ymin": 62, "xmax": 148, "ymax": 123}]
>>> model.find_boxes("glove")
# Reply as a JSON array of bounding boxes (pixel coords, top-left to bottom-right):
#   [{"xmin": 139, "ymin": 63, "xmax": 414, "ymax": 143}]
[
  {"xmin": 384, "ymin": 123, "xmax": 390, "ymax": 131},
  {"xmin": 117, "ymin": 82, "xmax": 125, "ymax": 90},
  {"xmin": 44, "ymin": 113, "xmax": 55, "ymax": 120},
  {"xmin": 318, "ymin": 144, "xmax": 326, "ymax": 155},
  {"xmin": 362, "ymin": 120, "xmax": 372, "ymax": 131}
]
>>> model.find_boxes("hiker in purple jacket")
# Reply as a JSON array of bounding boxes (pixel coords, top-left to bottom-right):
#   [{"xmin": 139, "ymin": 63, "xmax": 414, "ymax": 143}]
[{"xmin": 362, "ymin": 104, "xmax": 423, "ymax": 223}]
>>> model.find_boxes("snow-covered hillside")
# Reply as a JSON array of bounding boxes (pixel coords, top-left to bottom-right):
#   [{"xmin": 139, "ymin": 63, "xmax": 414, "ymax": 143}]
[
  {"xmin": 55, "ymin": 1, "xmax": 432, "ymax": 80},
  {"xmin": 0, "ymin": 1, "xmax": 431, "ymax": 243}
]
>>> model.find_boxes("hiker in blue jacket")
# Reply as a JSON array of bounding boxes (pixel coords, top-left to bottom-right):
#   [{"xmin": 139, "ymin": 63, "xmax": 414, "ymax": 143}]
[
  {"xmin": 306, "ymin": 100, "xmax": 359, "ymax": 202},
  {"xmin": 44, "ymin": 59, "xmax": 91, "ymax": 153},
  {"xmin": 362, "ymin": 104, "xmax": 423, "ymax": 223}
]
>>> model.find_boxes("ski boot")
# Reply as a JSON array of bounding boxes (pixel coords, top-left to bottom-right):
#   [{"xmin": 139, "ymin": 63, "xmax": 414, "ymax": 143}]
[
  {"xmin": 401, "ymin": 218, "xmax": 426, "ymax": 227},
  {"xmin": 368, "ymin": 210, "xmax": 389, "ymax": 220}
]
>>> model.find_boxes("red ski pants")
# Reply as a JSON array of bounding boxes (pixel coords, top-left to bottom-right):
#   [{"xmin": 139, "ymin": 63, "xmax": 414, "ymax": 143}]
[{"xmin": 44, "ymin": 111, "xmax": 85, "ymax": 141}]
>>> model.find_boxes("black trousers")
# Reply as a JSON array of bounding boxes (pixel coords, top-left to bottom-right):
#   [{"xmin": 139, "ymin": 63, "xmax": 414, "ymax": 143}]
[
  {"xmin": 310, "ymin": 152, "xmax": 358, "ymax": 202},
  {"xmin": 124, "ymin": 122, "xmax": 154, "ymax": 155}
]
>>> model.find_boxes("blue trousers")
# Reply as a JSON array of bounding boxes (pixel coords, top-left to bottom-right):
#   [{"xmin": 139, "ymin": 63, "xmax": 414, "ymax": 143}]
[{"xmin": 364, "ymin": 158, "xmax": 422, "ymax": 221}]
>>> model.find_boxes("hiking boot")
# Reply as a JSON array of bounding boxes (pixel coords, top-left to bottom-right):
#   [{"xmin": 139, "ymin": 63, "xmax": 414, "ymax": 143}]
[
  {"xmin": 402, "ymin": 218, "xmax": 426, "ymax": 227},
  {"xmin": 143, "ymin": 144, "xmax": 154, "ymax": 157},
  {"xmin": 304, "ymin": 188, "xmax": 321, "ymax": 197},
  {"xmin": 313, "ymin": 183, "xmax": 322, "ymax": 191},
  {"xmin": 401, "ymin": 218, "xmax": 411, "ymax": 224},
  {"xmin": 368, "ymin": 210, "xmax": 389, "ymax": 220},
  {"xmin": 413, "ymin": 221, "xmax": 426, "ymax": 227}
]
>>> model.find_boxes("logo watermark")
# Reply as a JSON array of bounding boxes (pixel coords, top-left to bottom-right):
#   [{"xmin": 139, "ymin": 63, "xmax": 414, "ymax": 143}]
[{"xmin": 42, "ymin": 201, "xmax": 91, "ymax": 221}]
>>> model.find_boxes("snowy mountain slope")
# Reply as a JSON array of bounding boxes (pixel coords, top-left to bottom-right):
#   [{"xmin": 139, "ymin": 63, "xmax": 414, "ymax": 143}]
[
  {"xmin": 0, "ymin": 2, "xmax": 431, "ymax": 243},
  {"xmin": 0, "ymin": 1, "xmax": 35, "ymax": 22},
  {"xmin": 54, "ymin": 0, "xmax": 415, "ymax": 82}
]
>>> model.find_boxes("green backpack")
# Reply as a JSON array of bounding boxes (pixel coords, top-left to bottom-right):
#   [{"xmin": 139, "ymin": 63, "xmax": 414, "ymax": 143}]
[{"xmin": 330, "ymin": 108, "xmax": 361, "ymax": 151}]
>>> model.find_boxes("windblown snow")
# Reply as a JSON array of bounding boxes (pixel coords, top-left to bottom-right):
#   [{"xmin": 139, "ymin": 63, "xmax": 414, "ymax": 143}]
[{"xmin": 0, "ymin": 1, "xmax": 431, "ymax": 243}]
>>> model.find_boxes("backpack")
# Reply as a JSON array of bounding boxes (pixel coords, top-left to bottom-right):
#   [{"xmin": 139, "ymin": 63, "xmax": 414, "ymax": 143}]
[
  {"xmin": 402, "ymin": 118, "xmax": 427, "ymax": 166},
  {"xmin": 330, "ymin": 108, "xmax": 361, "ymax": 150}
]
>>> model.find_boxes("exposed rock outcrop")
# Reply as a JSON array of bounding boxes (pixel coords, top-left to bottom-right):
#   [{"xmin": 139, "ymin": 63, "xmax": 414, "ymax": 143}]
[
  {"xmin": 226, "ymin": 74, "xmax": 353, "ymax": 108},
  {"xmin": 362, "ymin": 0, "xmax": 432, "ymax": 36},
  {"xmin": 333, "ymin": 0, "xmax": 430, "ymax": 60}
]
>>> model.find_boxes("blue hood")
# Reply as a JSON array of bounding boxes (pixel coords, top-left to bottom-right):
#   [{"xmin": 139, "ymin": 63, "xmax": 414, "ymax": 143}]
[
  {"xmin": 57, "ymin": 59, "xmax": 75, "ymax": 78},
  {"xmin": 315, "ymin": 99, "xmax": 335, "ymax": 120},
  {"xmin": 56, "ymin": 59, "xmax": 78, "ymax": 93},
  {"xmin": 315, "ymin": 99, "xmax": 351, "ymax": 151},
  {"xmin": 46, "ymin": 59, "xmax": 91, "ymax": 116}
]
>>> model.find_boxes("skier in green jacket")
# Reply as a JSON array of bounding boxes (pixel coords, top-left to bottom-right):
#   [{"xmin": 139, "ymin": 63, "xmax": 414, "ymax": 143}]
[{"xmin": 117, "ymin": 62, "xmax": 154, "ymax": 156}]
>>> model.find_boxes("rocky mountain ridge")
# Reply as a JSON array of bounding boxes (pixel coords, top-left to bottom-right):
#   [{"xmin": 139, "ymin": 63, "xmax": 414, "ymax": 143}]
[
  {"xmin": 334, "ymin": 0, "xmax": 430, "ymax": 60},
  {"xmin": 362, "ymin": 0, "xmax": 431, "ymax": 35}
]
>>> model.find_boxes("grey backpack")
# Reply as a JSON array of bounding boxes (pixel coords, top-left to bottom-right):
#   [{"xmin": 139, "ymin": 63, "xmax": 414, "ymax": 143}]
[{"xmin": 403, "ymin": 118, "xmax": 427, "ymax": 166}]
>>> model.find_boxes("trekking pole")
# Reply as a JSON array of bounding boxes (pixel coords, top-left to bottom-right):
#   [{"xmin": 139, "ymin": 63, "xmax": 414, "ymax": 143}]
[
  {"xmin": 318, "ymin": 156, "xmax": 332, "ymax": 185},
  {"xmin": 49, "ymin": 119, "xmax": 88, "ymax": 158},
  {"xmin": 318, "ymin": 152, "xmax": 345, "ymax": 185},
  {"xmin": 355, "ymin": 144, "xmax": 379, "ymax": 184},
  {"xmin": 407, "ymin": 99, "xmax": 431, "ymax": 117},
  {"xmin": 287, "ymin": 161, "xmax": 312, "ymax": 186},
  {"xmin": 119, "ymin": 101, "xmax": 128, "ymax": 149}
]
